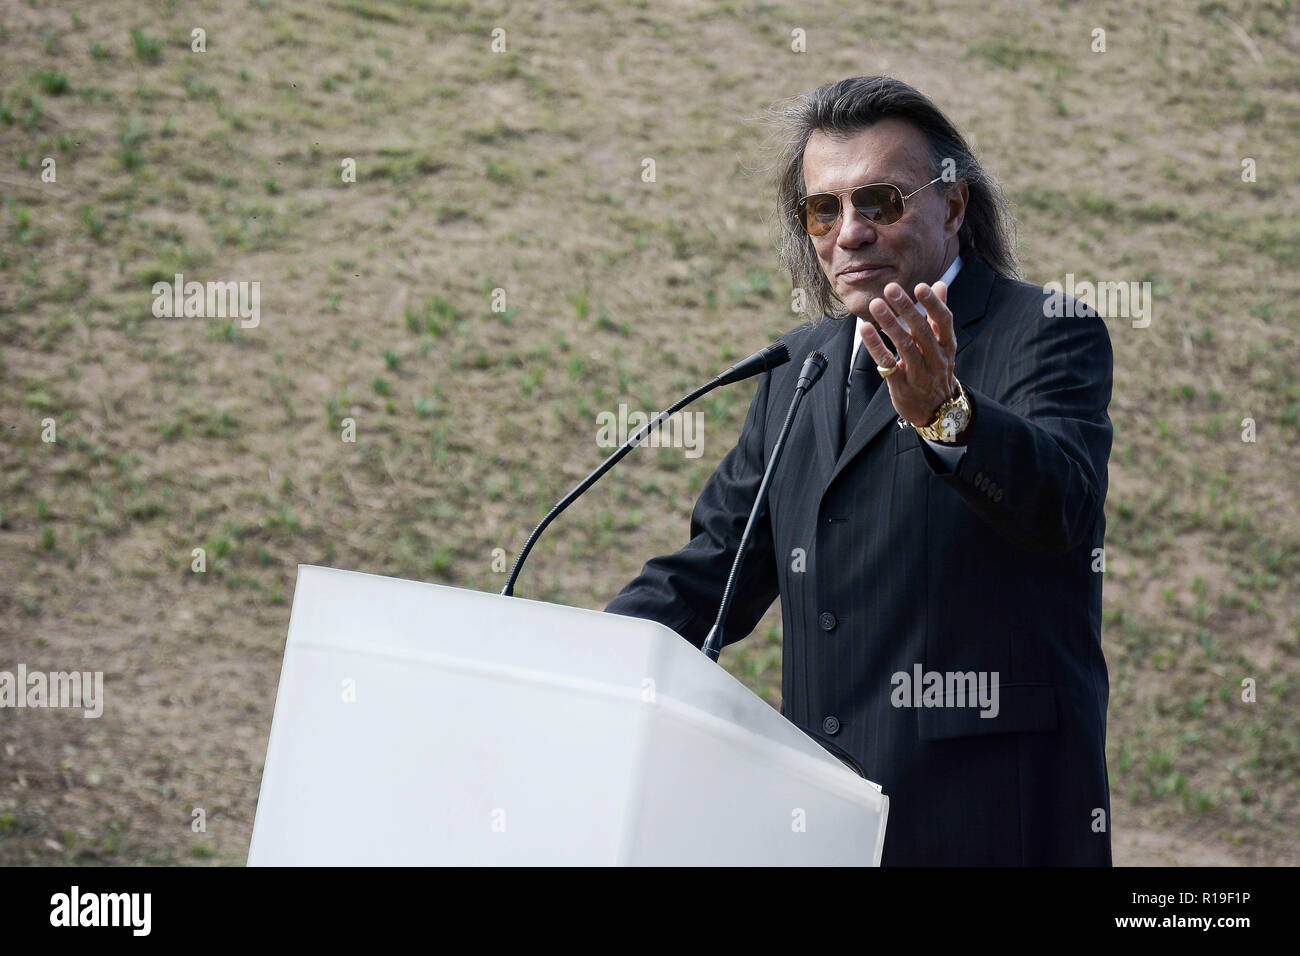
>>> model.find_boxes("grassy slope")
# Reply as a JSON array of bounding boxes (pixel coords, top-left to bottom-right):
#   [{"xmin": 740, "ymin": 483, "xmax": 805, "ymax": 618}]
[{"xmin": 0, "ymin": 0, "xmax": 1296, "ymax": 864}]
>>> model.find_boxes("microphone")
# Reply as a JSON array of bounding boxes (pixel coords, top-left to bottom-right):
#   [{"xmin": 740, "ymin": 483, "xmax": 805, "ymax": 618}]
[
  {"xmin": 714, "ymin": 341, "xmax": 794, "ymax": 387},
  {"xmin": 501, "ymin": 340, "xmax": 791, "ymax": 597},
  {"xmin": 701, "ymin": 349, "xmax": 828, "ymax": 662}
]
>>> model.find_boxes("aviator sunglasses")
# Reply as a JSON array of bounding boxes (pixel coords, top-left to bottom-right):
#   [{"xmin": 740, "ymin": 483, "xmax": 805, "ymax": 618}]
[{"xmin": 797, "ymin": 176, "xmax": 944, "ymax": 236}]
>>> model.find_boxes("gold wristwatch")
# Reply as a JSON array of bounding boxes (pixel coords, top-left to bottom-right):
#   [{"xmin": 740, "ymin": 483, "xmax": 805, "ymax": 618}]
[{"xmin": 914, "ymin": 378, "xmax": 973, "ymax": 443}]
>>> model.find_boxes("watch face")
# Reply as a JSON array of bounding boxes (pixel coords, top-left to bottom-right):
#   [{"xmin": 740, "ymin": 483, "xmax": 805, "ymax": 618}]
[
  {"xmin": 941, "ymin": 407, "xmax": 968, "ymax": 440},
  {"xmin": 920, "ymin": 384, "xmax": 969, "ymax": 441}
]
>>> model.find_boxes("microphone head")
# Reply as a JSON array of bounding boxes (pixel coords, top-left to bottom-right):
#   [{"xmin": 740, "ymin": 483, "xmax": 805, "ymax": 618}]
[
  {"xmin": 797, "ymin": 350, "xmax": 829, "ymax": 389},
  {"xmin": 761, "ymin": 340, "xmax": 791, "ymax": 371},
  {"xmin": 715, "ymin": 339, "xmax": 791, "ymax": 387}
]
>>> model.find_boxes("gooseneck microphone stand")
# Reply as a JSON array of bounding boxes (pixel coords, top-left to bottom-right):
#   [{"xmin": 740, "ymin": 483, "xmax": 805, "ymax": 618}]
[
  {"xmin": 501, "ymin": 341, "xmax": 790, "ymax": 598},
  {"xmin": 701, "ymin": 350, "xmax": 829, "ymax": 662}
]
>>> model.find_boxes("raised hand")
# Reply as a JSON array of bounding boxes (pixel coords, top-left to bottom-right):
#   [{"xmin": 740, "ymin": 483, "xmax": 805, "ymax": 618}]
[{"xmin": 858, "ymin": 280, "xmax": 958, "ymax": 427}]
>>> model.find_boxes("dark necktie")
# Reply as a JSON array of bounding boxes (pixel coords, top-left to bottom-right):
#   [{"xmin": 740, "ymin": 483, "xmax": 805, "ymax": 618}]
[{"xmin": 842, "ymin": 330, "xmax": 893, "ymax": 450}]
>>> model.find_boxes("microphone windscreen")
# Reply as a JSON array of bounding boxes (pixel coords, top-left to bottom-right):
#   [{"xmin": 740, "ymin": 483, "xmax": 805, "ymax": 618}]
[
  {"xmin": 715, "ymin": 340, "xmax": 791, "ymax": 387},
  {"xmin": 797, "ymin": 350, "xmax": 829, "ymax": 389}
]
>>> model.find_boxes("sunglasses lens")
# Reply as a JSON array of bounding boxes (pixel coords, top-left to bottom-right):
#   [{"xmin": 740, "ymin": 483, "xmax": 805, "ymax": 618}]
[
  {"xmin": 852, "ymin": 185, "xmax": 904, "ymax": 224},
  {"xmin": 802, "ymin": 194, "xmax": 841, "ymax": 236}
]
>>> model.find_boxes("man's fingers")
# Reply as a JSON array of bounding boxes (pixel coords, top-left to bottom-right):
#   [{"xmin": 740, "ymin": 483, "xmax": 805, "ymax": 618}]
[
  {"xmin": 918, "ymin": 281, "xmax": 957, "ymax": 353},
  {"xmin": 885, "ymin": 282, "xmax": 941, "ymax": 357},
  {"xmin": 868, "ymin": 296, "xmax": 924, "ymax": 366},
  {"xmin": 859, "ymin": 321, "xmax": 900, "ymax": 372}
]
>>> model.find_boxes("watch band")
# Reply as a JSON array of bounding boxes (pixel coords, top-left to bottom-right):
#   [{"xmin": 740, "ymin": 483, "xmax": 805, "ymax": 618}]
[{"xmin": 914, "ymin": 379, "xmax": 972, "ymax": 443}]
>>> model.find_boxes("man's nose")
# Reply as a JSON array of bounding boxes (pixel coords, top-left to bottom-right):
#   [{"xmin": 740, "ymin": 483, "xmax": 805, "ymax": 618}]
[{"xmin": 836, "ymin": 202, "xmax": 877, "ymax": 246}]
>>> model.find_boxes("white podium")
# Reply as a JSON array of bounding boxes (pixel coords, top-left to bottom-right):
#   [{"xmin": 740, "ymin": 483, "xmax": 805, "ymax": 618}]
[{"xmin": 248, "ymin": 566, "xmax": 888, "ymax": 865}]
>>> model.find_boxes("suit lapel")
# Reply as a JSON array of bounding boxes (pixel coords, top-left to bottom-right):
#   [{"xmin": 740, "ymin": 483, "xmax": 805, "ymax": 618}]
[{"xmin": 826, "ymin": 255, "xmax": 997, "ymax": 488}]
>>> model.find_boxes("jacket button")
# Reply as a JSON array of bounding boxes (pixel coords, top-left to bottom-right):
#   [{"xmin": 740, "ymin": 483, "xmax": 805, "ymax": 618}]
[
  {"xmin": 819, "ymin": 611, "xmax": 837, "ymax": 631},
  {"xmin": 822, "ymin": 715, "xmax": 841, "ymax": 735}
]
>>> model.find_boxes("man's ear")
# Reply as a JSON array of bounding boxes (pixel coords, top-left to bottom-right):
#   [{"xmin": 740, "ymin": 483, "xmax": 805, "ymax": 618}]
[{"xmin": 945, "ymin": 180, "xmax": 969, "ymax": 239}]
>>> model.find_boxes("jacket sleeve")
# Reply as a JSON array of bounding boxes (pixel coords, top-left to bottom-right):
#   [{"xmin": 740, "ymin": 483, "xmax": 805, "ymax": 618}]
[
  {"xmin": 918, "ymin": 295, "xmax": 1114, "ymax": 555},
  {"xmin": 604, "ymin": 370, "xmax": 781, "ymax": 648}
]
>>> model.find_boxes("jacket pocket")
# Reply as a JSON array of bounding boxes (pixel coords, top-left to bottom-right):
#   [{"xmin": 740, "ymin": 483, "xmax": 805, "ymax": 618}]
[{"xmin": 916, "ymin": 682, "xmax": 1058, "ymax": 741}]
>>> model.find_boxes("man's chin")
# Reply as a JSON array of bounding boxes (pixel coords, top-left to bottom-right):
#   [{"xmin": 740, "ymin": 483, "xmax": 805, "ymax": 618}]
[{"xmin": 839, "ymin": 289, "xmax": 883, "ymax": 318}]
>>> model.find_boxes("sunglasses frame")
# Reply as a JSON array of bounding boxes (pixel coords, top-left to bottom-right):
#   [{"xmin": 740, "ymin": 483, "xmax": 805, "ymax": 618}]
[{"xmin": 796, "ymin": 175, "xmax": 945, "ymax": 236}]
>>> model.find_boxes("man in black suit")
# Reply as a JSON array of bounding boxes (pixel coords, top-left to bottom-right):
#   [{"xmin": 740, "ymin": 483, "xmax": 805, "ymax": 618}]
[{"xmin": 605, "ymin": 76, "xmax": 1114, "ymax": 865}]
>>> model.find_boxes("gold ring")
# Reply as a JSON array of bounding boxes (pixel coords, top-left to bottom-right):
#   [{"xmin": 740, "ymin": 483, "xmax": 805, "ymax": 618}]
[{"xmin": 876, "ymin": 364, "xmax": 898, "ymax": 379}]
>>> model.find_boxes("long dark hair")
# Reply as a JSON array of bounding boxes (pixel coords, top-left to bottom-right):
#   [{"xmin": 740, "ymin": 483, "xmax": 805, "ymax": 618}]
[{"xmin": 770, "ymin": 76, "xmax": 1017, "ymax": 322}]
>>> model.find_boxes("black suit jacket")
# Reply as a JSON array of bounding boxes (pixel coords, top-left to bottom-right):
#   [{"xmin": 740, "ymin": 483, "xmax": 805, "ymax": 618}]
[{"xmin": 606, "ymin": 253, "xmax": 1114, "ymax": 865}]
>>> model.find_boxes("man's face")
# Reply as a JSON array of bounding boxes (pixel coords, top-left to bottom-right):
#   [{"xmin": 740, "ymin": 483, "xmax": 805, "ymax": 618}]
[{"xmin": 801, "ymin": 118, "xmax": 966, "ymax": 321}]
